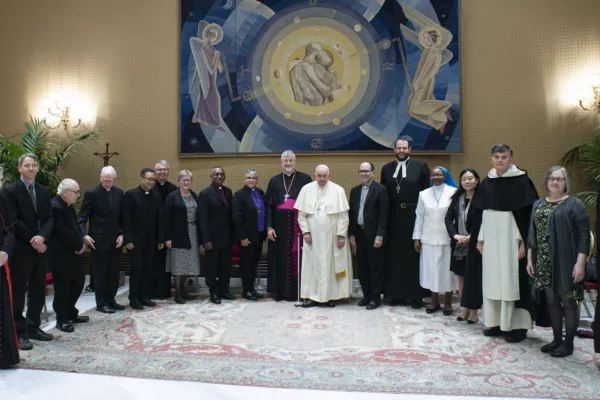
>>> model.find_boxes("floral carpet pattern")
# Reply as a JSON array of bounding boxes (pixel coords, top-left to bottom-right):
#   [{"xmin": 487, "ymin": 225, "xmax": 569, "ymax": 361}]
[{"xmin": 19, "ymin": 294, "xmax": 600, "ymax": 398}]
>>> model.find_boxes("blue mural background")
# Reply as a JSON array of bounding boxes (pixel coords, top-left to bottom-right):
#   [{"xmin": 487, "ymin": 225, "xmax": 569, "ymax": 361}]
[{"xmin": 180, "ymin": 0, "xmax": 461, "ymax": 155}]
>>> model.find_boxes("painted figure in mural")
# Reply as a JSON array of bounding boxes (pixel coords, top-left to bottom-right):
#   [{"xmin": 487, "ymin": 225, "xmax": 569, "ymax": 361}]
[
  {"xmin": 400, "ymin": 5, "xmax": 453, "ymax": 133},
  {"xmin": 289, "ymin": 43, "xmax": 341, "ymax": 106},
  {"xmin": 189, "ymin": 21, "xmax": 224, "ymax": 128}
]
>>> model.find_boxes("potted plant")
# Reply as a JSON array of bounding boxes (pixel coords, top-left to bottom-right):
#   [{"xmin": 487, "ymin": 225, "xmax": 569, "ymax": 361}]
[{"xmin": 0, "ymin": 116, "xmax": 101, "ymax": 195}]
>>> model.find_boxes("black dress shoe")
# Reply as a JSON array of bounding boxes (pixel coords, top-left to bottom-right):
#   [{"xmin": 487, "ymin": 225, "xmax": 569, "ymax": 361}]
[
  {"xmin": 426, "ymin": 305, "xmax": 441, "ymax": 314},
  {"xmin": 326, "ymin": 300, "xmax": 336, "ymax": 308},
  {"xmin": 358, "ymin": 299, "xmax": 368, "ymax": 307},
  {"xmin": 541, "ymin": 340, "xmax": 563, "ymax": 353},
  {"xmin": 210, "ymin": 294, "xmax": 221, "ymax": 304},
  {"xmin": 181, "ymin": 293, "xmax": 194, "ymax": 300},
  {"xmin": 483, "ymin": 326, "xmax": 504, "ymax": 337},
  {"xmin": 466, "ymin": 319, "xmax": 479, "ymax": 325},
  {"xmin": 274, "ymin": 295, "xmax": 284, "ymax": 302},
  {"xmin": 174, "ymin": 296, "xmax": 186, "ymax": 304},
  {"xmin": 301, "ymin": 299, "xmax": 319, "ymax": 308},
  {"xmin": 140, "ymin": 298, "xmax": 156, "ymax": 307},
  {"xmin": 19, "ymin": 337, "xmax": 33, "ymax": 351},
  {"xmin": 97, "ymin": 305, "xmax": 116, "ymax": 314},
  {"xmin": 505, "ymin": 329, "xmax": 527, "ymax": 343},
  {"xmin": 410, "ymin": 301, "xmax": 422, "ymax": 309},
  {"xmin": 70, "ymin": 316, "xmax": 90, "ymax": 323},
  {"xmin": 550, "ymin": 344, "xmax": 574, "ymax": 358},
  {"xmin": 28, "ymin": 328, "xmax": 53, "ymax": 341},
  {"xmin": 366, "ymin": 301, "xmax": 380, "ymax": 310},
  {"xmin": 252, "ymin": 291, "xmax": 264, "ymax": 299},
  {"xmin": 111, "ymin": 301, "xmax": 125, "ymax": 310},
  {"xmin": 130, "ymin": 301, "xmax": 144, "ymax": 310},
  {"xmin": 442, "ymin": 307, "xmax": 453, "ymax": 316},
  {"xmin": 220, "ymin": 293, "xmax": 236, "ymax": 301},
  {"xmin": 56, "ymin": 322, "xmax": 74, "ymax": 333},
  {"xmin": 242, "ymin": 292, "xmax": 258, "ymax": 301}
]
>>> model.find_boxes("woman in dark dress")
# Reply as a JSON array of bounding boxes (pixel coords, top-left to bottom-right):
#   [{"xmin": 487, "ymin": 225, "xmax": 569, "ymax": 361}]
[
  {"xmin": 445, "ymin": 169, "xmax": 481, "ymax": 323},
  {"xmin": 527, "ymin": 166, "xmax": 589, "ymax": 358},
  {"xmin": 0, "ymin": 166, "xmax": 19, "ymax": 369}
]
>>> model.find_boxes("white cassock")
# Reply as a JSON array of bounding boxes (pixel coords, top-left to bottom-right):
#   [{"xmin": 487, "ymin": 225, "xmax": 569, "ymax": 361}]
[
  {"xmin": 295, "ymin": 181, "xmax": 353, "ymax": 302},
  {"xmin": 478, "ymin": 166, "xmax": 533, "ymax": 332},
  {"xmin": 413, "ymin": 184, "xmax": 458, "ymax": 293}
]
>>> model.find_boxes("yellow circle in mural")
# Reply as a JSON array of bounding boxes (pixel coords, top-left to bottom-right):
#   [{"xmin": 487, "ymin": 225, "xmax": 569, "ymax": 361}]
[
  {"xmin": 274, "ymin": 70, "xmax": 282, "ymax": 78},
  {"xmin": 266, "ymin": 24, "xmax": 364, "ymax": 117},
  {"xmin": 293, "ymin": 17, "xmax": 301, "ymax": 24},
  {"xmin": 332, "ymin": 118, "xmax": 341, "ymax": 126},
  {"xmin": 284, "ymin": 113, "xmax": 292, "ymax": 119},
  {"xmin": 361, "ymin": 69, "xmax": 368, "ymax": 75},
  {"xmin": 354, "ymin": 24, "xmax": 362, "ymax": 32}
]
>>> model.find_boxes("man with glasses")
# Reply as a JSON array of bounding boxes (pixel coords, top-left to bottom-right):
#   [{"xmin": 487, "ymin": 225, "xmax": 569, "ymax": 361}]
[
  {"xmin": 49, "ymin": 179, "xmax": 87, "ymax": 333},
  {"xmin": 199, "ymin": 167, "xmax": 234, "ymax": 304},
  {"xmin": 152, "ymin": 160, "xmax": 177, "ymax": 299},
  {"xmin": 4, "ymin": 153, "xmax": 54, "ymax": 350},
  {"xmin": 78, "ymin": 166, "xmax": 125, "ymax": 314},
  {"xmin": 349, "ymin": 162, "xmax": 389, "ymax": 310},
  {"xmin": 122, "ymin": 168, "xmax": 165, "ymax": 310},
  {"xmin": 232, "ymin": 169, "xmax": 266, "ymax": 301}
]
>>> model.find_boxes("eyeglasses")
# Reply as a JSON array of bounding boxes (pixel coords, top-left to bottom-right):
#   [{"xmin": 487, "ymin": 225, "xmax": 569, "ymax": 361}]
[
  {"xmin": 155, "ymin": 168, "xmax": 168, "ymax": 172},
  {"xmin": 245, "ymin": 177, "xmax": 258, "ymax": 180},
  {"xmin": 65, "ymin": 189, "xmax": 80, "ymax": 195},
  {"xmin": 430, "ymin": 174, "xmax": 445, "ymax": 178},
  {"xmin": 180, "ymin": 179, "xmax": 192, "ymax": 183},
  {"xmin": 143, "ymin": 176, "xmax": 156, "ymax": 182},
  {"xmin": 358, "ymin": 170, "xmax": 372, "ymax": 174},
  {"xmin": 548, "ymin": 177, "xmax": 565, "ymax": 182}
]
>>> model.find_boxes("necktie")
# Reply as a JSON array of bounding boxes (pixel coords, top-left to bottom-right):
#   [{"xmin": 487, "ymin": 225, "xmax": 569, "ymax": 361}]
[{"xmin": 28, "ymin": 184, "xmax": 37, "ymax": 212}]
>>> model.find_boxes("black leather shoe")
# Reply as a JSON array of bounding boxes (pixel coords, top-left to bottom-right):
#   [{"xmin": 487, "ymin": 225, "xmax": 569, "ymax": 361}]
[
  {"xmin": 111, "ymin": 301, "xmax": 125, "ymax": 310},
  {"xmin": 252, "ymin": 291, "xmax": 264, "ymax": 299},
  {"xmin": 326, "ymin": 300, "xmax": 336, "ymax": 308},
  {"xmin": 220, "ymin": 293, "xmax": 236, "ymax": 300},
  {"xmin": 301, "ymin": 299, "xmax": 319, "ymax": 308},
  {"xmin": 242, "ymin": 292, "xmax": 258, "ymax": 301},
  {"xmin": 19, "ymin": 336, "xmax": 33, "ymax": 351},
  {"xmin": 140, "ymin": 298, "xmax": 156, "ymax": 307},
  {"xmin": 426, "ymin": 305, "xmax": 441, "ymax": 314},
  {"xmin": 410, "ymin": 301, "xmax": 422, "ymax": 309},
  {"xmin": 28, "ymin": 328, "xmax": 53, "ymax": 341},
  {"xmin": 70, "ymin": 316, "xmax": 90, "ymax": 323},
  {"xmin": 366, "ymin": 301, "xmax": 380, "ymax": 310},
  {"xmin": 274, "ymin": 295, "xmax": 284, "ymax": 302},
  {"xmin": 505, "ymin": 329, "xmax": 527, "ymax": 343},
  {"xmin": 56, "ymin": 322, "xmax": 74, "ymax": 333},
  {"xmin": 181, "ymin": 293, "xmax": 194, "ymax": 300},
  {"xmin": 174, "ymin": 296, "xmax": 186, "ymax": 304},
  {"xmin": 358, "ymin": 299, "xmax": 368, "ymax": 307},
  {"xmin": 97, "ymin": 305, "xmax": 116, "ymax": 314},
  {"xmin": 541, "ymin": 340, "xmax": 563, "ymax": 353},
  {"xmin": 550, "ymin": 344, "xmax": 574, "ymax": 358},
  {"xmin": 443, "ymin": 307, "xmax": 453, "ymax": 316},
  {"xmin": 130, "ymin": 301, "xmax": 144, "ymax": 310},
  {"xmin": 483, "ymin": 326, "xmax": 504, "ymax": 337},
  {"xmin": 210, "ymin": 294, "xmax": 221, "ymax": 304}
]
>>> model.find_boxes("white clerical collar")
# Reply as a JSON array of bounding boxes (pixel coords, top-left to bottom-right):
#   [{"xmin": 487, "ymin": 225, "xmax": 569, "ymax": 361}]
[
  {"xmin": 362, "ymin": 179, "xmax": 374, "ymax": 188},
  {"xmin": 393, "ymin": 157, "xmax": 410, "ymax": 179}
]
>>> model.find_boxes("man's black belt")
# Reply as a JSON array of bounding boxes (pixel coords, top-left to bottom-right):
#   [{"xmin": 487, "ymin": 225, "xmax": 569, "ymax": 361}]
[{"xmin": 395, "ymin": 203, "xmax": 416, "ymax": 208}]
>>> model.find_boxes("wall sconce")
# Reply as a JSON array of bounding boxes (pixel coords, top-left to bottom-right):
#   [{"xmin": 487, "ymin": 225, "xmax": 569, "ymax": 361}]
[
  {"xmin": 39, "ymin": 90, "xmax": 84, "ymax": 130},
  {"xmin": 575, "ymin": 74, "xmax": 600, "ymax": 112}
]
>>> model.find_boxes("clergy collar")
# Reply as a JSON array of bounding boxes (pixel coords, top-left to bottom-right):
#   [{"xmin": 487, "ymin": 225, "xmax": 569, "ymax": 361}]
[
  {"xmin": 284, "ymin": 170, "xmax": 296, "ymax": 177},
  {"xmin": 139, "ymin": 186, "xmax": 151, "ymax": 195},
  {"xmin": 362, "ymin": 179, "xmax": 374, "ymax": 188},
  {"xmin": 156, "ymin": 179, "xmax": 167, "ymax": 186},
  {"xmin": 397, "ymin": 157, "xmax": 410, "ymax": 164},
  {"xmin": 99, "ymin": 183, "xmax": 111, "ymax": 192}
]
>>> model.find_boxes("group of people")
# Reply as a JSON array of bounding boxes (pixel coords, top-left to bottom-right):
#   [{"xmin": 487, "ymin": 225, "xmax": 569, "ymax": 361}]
[{"xmin": 1, "ymin": 137, "xmax": 600, "ymax": 371}]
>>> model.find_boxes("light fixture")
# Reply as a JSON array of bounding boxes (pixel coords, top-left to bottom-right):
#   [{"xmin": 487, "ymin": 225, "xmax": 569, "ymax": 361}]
[
  {"xmin": 40, "ymin": 90, "xmax": 83, "ymax": 130},
  {"xmin": 576, "ymin": 74, "xmax": 600, "ymax": 112}
]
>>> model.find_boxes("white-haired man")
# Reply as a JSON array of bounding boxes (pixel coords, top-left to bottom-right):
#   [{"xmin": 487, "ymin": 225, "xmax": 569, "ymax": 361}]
[
  {"xmin": 295, "ymin": 165, "xmax": 352, "ymax": 307},
  {"xmin": 78, "ymin": 166, "xmax": 125, "ymax": 314},
  {"xmin": 152, "ymin": 160, "xmax": 177, "ymax": 299},
  {"xmin": 264, "ymin": 150, "xmax": 312, "ymax": 301},
  {"xmin": 49, "ymin": 179, "xmax": 87, "ymax": 333}
]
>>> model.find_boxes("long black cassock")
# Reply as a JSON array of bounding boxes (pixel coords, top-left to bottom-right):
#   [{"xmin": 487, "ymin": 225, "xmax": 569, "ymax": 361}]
[
  {"xmin": 0, "ymin": 190, "xmax": 18, "ymax": 369},
  {"xmin": 380, "ymin": 159, "xmax": 430, "ymax": 302},
  {"xmin": 265, "ymin": 171, "xmax": 312, "ymax": 300}
]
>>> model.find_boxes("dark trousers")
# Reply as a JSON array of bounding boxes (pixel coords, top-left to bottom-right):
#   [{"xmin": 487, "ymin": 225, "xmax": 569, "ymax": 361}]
[
  {"xmin": 204, "ymin": 247, "xmax": 232, "ymax": 295},
  {"xmin": 92, "ymin": 247, "xmax": 121, "ymax": 306},
  {"xmin": 9, "ymin": 251, "xmax": 47, "ymax": 336},
  {"xmin": 51, "ymin": 257, "xmax": 85, "ymax": 323},
  {"xmin": 152, "ymin": 248, "xmax": 171, "ymax": 298},
  {"xmin": 239, "ymin": 241, "xmax": 263, "ymax": 293},
  {"xmin": 128, "ymin": 247, "xmax": 154, "ymax": 302},
  {"xmin": 356, "ymin": 227, "xmax": 385, "ymax": 303}
]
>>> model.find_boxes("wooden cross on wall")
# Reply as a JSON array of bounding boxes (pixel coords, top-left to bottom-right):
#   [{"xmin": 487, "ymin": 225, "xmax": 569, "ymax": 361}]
[{"xmin": 93, "ymin": 142, "xmax": 119, "ymax": 166}]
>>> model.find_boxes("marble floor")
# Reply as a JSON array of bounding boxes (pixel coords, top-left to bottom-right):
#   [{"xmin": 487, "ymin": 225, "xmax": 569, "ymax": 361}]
[{"xmin": 0, "ymin": 277, "xmax": 591, "ymax": 400}]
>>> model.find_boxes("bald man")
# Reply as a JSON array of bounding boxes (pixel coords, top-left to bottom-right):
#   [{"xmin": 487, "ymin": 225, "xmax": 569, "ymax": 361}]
[{"xmin": 294, "ymin": 165, "xmax": 353, "ymax": 307}]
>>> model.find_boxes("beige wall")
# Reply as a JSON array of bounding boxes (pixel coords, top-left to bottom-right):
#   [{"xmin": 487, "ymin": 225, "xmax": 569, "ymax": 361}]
[{"xmin": 1, "ymin": 0, "xmax": 599, "ymax": 195}]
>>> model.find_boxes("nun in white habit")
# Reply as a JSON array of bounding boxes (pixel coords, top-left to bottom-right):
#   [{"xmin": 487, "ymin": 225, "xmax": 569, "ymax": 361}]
[{"xmin": 413, "ymin": 166, "xmax": 458, "ymax": 315}]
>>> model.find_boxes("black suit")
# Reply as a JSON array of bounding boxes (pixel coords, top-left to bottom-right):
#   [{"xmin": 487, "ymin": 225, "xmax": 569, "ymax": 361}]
[
  {"xmin": 4, "ymin": 179, "xmax": 53, "ymax": 337},
  {"xmin": 122, "ymin": 186, "xmax": 164, "ymax": 303},
  {"xmin": 349, "ymin": 180, "xmax": 389, "ymax": 303},
  {"xmin": 77, "ymin": 184, "xmax": 124, "ymax": 307},
  {"xmin": 49, "ymin": 196, "xmax": 85, "ymax": 323},
  {"xmin": 198, "ymin": 185, "xmax": 233, "ymax": 296},
  {"xmin": 152, "ymin": 180, "xmax": 177, "ymax": 298},
  {"xmin": 232, "ymin": 187, "xmax": 266, "ymax": 293}
]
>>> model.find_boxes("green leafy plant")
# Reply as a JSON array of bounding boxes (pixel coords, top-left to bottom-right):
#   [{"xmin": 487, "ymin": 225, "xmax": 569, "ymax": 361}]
[
  {"xmin": 559, "ymin": 123, "xmax": 600, "ymax": 207},
  {"xmin": 0, "ymin": 116, "xmax": 101, "ymax": 194}
]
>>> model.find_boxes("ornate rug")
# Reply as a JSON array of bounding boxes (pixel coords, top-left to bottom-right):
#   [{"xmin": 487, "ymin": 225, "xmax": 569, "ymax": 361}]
[{"xmin": 19, "ymin": 294, "xmax": 600, "ymax": 398}]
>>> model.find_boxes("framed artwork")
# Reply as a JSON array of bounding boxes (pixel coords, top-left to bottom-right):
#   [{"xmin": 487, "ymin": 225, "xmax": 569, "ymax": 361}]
[{"xmin": 180, "ymin": 0, "xmax": 461, "ymax": 155}]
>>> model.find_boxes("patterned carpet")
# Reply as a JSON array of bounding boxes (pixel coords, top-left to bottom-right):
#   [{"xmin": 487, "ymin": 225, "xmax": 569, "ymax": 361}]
[{"xmin": 19, "ymin": 294, "xmax": 600, "ymax": 398}]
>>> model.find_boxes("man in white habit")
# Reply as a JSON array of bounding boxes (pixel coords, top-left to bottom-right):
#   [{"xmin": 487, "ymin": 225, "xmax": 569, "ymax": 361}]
[{"xmin": 295, "ymin": 165, "xmax": 353, "ymax": 307}]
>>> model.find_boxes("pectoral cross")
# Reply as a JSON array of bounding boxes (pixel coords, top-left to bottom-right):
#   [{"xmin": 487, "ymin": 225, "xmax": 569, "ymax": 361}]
[{"xmin": 284, "ymin": 194, "xmax": 290, "ymax": 200}]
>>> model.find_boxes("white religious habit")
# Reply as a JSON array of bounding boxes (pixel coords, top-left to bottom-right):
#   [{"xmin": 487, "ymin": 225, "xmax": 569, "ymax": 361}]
[
  {"xmin": 295, "ymin": 181, "xmax": 353, "ymax": 302},
  {"xmin": 478, "ymin": 165, "xmax": 532, "ymax": 332},
  {"xmin": 413, "ymin": 184, "xmax": 458, "ymax": 293}
]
